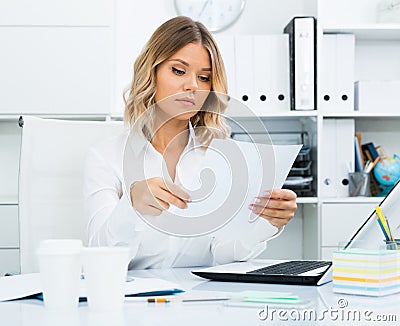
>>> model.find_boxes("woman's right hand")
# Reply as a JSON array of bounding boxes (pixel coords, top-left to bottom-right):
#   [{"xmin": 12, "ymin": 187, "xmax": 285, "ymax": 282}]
[{"xmin": 130, "ymin": 177, "xmax": 190, "ymax": 216}]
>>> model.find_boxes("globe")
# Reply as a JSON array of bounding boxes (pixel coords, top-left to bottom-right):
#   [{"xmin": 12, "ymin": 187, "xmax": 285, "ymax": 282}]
[{"xmin": 374, "ymin": 157, "xmax": 400, "ymax": 186}]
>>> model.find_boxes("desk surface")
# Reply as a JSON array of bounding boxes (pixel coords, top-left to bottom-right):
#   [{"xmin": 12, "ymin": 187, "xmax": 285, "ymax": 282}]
[{"xmin": 1, "ymin": 266, "xmax": 399, "ymax": 326}]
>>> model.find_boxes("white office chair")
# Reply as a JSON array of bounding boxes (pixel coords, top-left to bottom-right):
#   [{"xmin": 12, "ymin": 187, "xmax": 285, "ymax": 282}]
[{"xmin": 18, "ymin": 116, "xmax": 125, "ymax": 273}]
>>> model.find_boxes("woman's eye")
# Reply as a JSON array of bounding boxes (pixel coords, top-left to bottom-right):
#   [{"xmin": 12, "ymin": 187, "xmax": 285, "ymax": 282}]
[
  {"xmin": 198, "ymin": 75, "xmax": 210, "ymax": 82},
  {"xmin": 172, "ymin": 67, "xmax": 185, "ymax": 76}
]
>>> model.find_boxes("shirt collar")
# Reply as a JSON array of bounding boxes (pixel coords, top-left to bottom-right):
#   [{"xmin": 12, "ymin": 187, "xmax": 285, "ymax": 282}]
[{"xmin": 128, "ymin": 121, "xmax": 200, "ymax": 158}]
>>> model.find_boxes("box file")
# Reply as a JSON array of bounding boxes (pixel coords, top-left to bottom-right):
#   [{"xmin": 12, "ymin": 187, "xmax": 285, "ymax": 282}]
[
  {"xmin": 284, "ymin": 16, "xmax": 316, "ymax": 111},
  {"xmin": 213, "ymin": 35, "xmax": 236, "ymax": 100},
  {"xmin": 320, "ymin": 119, "xmax": 355, "ymax": 197},
  {"xmin": 320, "ymin": 34, "xmax": 355, "ymax": 112},
  {"xmin": 225, "ymin": 34, "xmax": 290, "ymax": 116},
  {"xmin": 336, "ymin": 34, "xmax": 355, "ymax": 111},
  {"xmin": 253, "ymin": 34, "xmax": 290, "ymax": 114},
  {"xmin": 355, "ymin": 80, "xmax": 400, "ymax": 113},
  {"xmin": 234, "ymin": 35, "xmax": 254, "ymax": 109}
]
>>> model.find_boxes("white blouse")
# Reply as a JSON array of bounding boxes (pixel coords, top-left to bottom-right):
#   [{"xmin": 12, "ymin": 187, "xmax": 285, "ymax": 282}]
[{"xmin": 83, "ymin": 124, "xmax": 282, "ymax": 269}]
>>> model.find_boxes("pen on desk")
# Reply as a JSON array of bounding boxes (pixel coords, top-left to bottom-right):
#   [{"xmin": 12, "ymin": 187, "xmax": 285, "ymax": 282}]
[
  {"xmin": 126, "ymin": 295, "xmax": 230, "ymax": 303},
  {"xmin": 147, "ymin": 298, "xmax": 170, "ymax": 303}
]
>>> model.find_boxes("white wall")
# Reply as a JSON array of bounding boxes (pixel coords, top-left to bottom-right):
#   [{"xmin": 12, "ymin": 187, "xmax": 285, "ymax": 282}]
[{"xmin": 113, "ymin": 0, "xmax": 309, "ymax": 114}]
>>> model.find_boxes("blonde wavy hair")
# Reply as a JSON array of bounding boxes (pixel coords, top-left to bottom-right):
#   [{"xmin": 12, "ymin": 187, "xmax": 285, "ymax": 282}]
[{"xmin": 123, "ymin": 16, "xmax": 229, "ymax": 144}]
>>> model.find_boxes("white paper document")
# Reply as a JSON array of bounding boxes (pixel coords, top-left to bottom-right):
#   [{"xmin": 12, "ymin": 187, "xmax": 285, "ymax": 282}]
[
  {"xmin": 145, "ymin": 139, "xmax": 301, "ymax": 237},
  {"xmin": 0, "ymin": 273, "xmax": 184, "ymax": 302}
]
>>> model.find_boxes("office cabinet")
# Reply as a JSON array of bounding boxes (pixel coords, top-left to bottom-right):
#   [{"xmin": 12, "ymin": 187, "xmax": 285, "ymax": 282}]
[
  {"xmin": 1, "ymin": 0, "xmax": 399, "ymax": 274},
  {"xmin": 0, "ymin": 205, "xmax": 19, "ymax": 248},
  {"xmin": 0, "ymin": 250, "xmax": 20, "ymax": 275},
  {"xmin": 320, "ymin": 202, "xmax": 378, "ymax": 258},
  {"xmin": 0, "ymin": 203, "xmax": 20, "ymax": 275}
]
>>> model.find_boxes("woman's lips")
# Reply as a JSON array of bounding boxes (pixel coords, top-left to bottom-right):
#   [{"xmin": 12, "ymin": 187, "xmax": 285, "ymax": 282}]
[{"xmin": 176, "ymin": 97, "xmax": 195, "ymax": 106}]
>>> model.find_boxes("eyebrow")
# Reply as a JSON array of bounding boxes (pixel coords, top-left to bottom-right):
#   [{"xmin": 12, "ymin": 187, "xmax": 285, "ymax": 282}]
[{"xmin": 168, "ymin": 58, "xmax": 212, "ymax": 71}]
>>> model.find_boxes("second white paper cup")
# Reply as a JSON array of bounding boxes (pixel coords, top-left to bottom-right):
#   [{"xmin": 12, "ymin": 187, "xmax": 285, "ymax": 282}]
[
  {"xmin": 82, "ymin": 247, "xmax": 130, "ymax": 312},
  {"xmin": 37, "ymin": 239, "xmax": 83, "ymax": 310}
]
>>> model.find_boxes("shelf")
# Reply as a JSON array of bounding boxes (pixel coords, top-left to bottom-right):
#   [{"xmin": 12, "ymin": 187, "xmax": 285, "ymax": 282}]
[
  {"xmin": 323, "ymin": 24, "xmax": 400, "ymax": 40},
  {"xmin": 228, "ymin": 111, "xmax": 318, "ymax": 120},
  {"xmin": 0, "ymin": 114, "xmax": 109, "ymax": 122},
  {"xmin": 297, "ymin": 197, "xmax": 318, "ymax": 204},
  {"xmin": 321, "ymin": 197, "xmax": 383, "ymax": 204},
  {"xmin": 322, "ymin": 112, "xmax": 400, "ymax": 119},
  {"xmin": 258, "ymin": 111, "xmax": 318, "ymax": 118},
  {"xmin": 0, "ymin": 196, "xmax": 18, "ymax": 205}
]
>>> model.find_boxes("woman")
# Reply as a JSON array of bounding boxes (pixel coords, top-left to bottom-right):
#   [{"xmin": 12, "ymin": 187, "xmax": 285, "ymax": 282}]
[{"xmin": 84, "ymin": 16, "xmax": 297, "ymax": 269}]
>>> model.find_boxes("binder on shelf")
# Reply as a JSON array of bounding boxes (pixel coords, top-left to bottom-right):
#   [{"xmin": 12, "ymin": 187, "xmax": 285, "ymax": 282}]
[
  {"xmin": 355, "ymin": 80, "xmax": 400, "ymax": 113},
  {"xmin": 234, "ymin": 35, "xmax": 254, "ymax": 108},
  {"xmin": 213, "ymin": 35, "xmax": 236, "ymax": 99},
  {"xmin": 320, "ymin": 34, "xmax": 355, "ymax": 112},
  {"xmin": 336, "ymin": 34, "xmax": 355, "ymax": 111},
  {"xmin": 283, "ymin": 16, "xmax": 316, "ymax": 111},
  {"xmin": 320, "ymin": 119, "xmax": 355, "ymax": 197},
  {"xmin": 253, "ymin": 34, "xmax": 290, "ymax": 114},
  {"xmin": 320, "ymin": 34, "xmax": 336, "ymax": 112},
  {"xmin": 253, "ymin": 35, "xmax": 270, "ymax": 114},
  {"xmin": 267, "ymin": 34, "xmax": 290, "ymax": 113}
]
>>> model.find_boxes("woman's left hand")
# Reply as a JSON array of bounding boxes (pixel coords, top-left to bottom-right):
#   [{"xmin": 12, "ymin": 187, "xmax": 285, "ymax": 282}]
[{"xmin": 248, "ymin": 189, "xmax": 297, "ymax": 229}]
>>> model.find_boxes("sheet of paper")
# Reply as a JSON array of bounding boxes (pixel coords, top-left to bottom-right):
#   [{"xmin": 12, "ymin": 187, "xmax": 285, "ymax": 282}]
[
  {"xmin": 0, "ymin": 273, "xmax": 42, "ymax": 302},
  {"xmin": 0, "ymin": 273, "xmax": 184, "ymax": 302},
  {"xmin": 146, "ymin": 139, "xmax": 301, "ymax": 237}
]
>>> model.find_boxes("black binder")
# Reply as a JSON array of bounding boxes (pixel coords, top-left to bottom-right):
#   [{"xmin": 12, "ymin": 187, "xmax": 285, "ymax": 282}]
[{"xmin": 284, "ymin": 16, "xmax": 317, "ymax": 110}]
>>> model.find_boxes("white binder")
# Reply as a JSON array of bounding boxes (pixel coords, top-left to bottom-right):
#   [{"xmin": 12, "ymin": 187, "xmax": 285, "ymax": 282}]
[
  {"xmin": 267, "ymin": 34, "xmax": 290, "ymax": 113},
  {"xmin": 336, "ymin": 34, "xmax": 355, "ymax": 112},
  {"xmin": 320, "ymin": 34, "xmax": 337, "ymax": 112},
  {"xmin": 253, "ymin": 35, "xmax": 270, "ymax": 115},
  {"xmin": 213, "ymin": 35, "xmax": 236, "ymax": 100},
  {"xmin": 320, "ymin": 119, "xmax": 355, "ymax": 197},
  {"xmin": 320, "ymin": 34, "xmax": 355, "ymax": 112},
  {"xmin": 234, "ymin": 35, "xmax": 254, "ymax": 111}
]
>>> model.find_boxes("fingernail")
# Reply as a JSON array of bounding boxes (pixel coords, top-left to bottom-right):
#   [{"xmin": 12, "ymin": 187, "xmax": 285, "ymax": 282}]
[
  {"xmin": 248, "ymin": 204, "xmax": 253, "ymax": 210},
  {"xmin": 263, "ymin": 191, "xmax": 271, "ymax": 197},
  {"xmin": 254, "ymin": 198, "xmax": 261, "ymax": 204}
]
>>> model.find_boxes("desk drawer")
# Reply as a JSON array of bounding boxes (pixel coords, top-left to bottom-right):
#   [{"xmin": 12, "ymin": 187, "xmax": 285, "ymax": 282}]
[
  {"xmin": 0, "ymin": 205, "xmax": 19, "ymax": 248},
  {"xmin": 321, "ymin": 203, "xmax": 377, "ymax": 246},
  {"xmin": 0, "ymin": 249, "xmax": 20, "ymax": 275}
]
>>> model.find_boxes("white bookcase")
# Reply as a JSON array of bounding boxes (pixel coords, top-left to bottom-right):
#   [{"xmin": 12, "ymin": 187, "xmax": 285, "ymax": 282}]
[
  {"xmin": 317, "ymin": 0, "xmax": 400, "ymax": 259},
  {"xmin": 1, "ymin": 0, "xmax": 399, "ymax": 274}
]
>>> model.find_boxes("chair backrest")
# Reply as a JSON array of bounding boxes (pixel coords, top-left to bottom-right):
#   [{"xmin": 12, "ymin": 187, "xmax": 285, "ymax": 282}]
[{"xmin": 18, "ymin": 116, "xmax": 125, "ymax": 273}]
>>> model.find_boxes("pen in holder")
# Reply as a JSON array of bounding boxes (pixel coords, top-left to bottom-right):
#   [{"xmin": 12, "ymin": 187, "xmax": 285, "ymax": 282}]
[{"xmin": 349, "ymin": 172, "xmax": 370, "ymax": 197}]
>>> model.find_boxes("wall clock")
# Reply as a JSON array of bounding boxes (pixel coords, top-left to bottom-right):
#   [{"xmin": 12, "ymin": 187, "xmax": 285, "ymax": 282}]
[{"xmin": 174, "ymin": 0, "xmax": 246, "ymax": 32}]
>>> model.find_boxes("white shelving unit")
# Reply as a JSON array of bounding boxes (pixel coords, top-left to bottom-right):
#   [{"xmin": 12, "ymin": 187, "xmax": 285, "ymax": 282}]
[
  {"xmin": 316, "ymin": 0, "xmax": 400, "ymax": 259},
  {"xmin": 1, "ymin": 0, "xmax": 399, "ymax": 273}
]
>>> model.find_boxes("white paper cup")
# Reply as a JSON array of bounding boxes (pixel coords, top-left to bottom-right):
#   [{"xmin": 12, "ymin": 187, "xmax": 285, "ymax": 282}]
[
  {"xmin": 82, "ymin": 247, "xmax": 130, "ymax": 312},
  {"xmin": 36, "ymin": 239, "xmax": 83, "ymax": 310}
]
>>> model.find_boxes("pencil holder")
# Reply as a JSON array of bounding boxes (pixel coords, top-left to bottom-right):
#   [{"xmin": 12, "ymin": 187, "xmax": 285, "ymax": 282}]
[
  {"xmin": 385, "ymin": 239, "xmax": 400, "ymax": 250},
  {"xmin": 349, "ymin": 172, "xmax": 370, "ymax": 197},
  {"xmin": 332, "ymin": 248, "xmax": 400, "ymax": 296}
]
